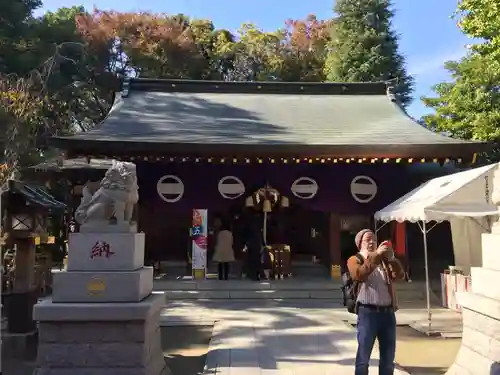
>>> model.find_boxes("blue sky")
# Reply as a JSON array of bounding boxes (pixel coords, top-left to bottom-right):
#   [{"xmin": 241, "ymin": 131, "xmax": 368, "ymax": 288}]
[{"xmin": 38, "ymin": 0, "xmax": 471, "ymax": 119}]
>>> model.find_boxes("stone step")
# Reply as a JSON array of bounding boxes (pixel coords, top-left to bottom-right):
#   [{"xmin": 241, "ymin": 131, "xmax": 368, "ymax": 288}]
[
  {"xmin": 153, "ymin": 279, "xmax": 439, "ymax": 301},
  {"xmin": 154, "ymin": 279, "xmax": 341, "ymax": 291},
  {"xmin": 157, "ymin": 262, "xmax": 328, "ymax": 278}
]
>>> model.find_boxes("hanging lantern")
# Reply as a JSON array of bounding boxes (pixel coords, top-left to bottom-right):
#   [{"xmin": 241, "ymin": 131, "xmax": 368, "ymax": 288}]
[
  {"xmin": 263, "ymin": 200, "xmax": 272, "ymax": 213},
  {"xmin": 281, "ymin": 196, "xmax": 289, "ymax": 208},
  {"xmin": 245, "ymin": 196, "xmax": 253, "ymax": 207}
]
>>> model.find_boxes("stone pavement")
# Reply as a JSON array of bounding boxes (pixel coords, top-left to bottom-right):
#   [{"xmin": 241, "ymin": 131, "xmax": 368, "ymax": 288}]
[{"xmin": 158, "ymin": 298, "xmax": 462, "ymax": 374}]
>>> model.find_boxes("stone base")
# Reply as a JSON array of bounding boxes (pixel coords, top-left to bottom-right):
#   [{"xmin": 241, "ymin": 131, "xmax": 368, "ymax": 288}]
[
  {"xmin": 2, "ymin": 329, "xmax": 37, "ymax": 359},
  {"xmin": 445, "ymin": 292, "xmax": 500, "ymax": 375},
  {"xmin": 52, "ymin": 267, "xmax": 153, "ymax": 303},
  {"xmin": 67, "ymin": 232, "xmax": 145, "ymax": 271},
  {"xmin": 33, "ymin": 294, "xmax": 170, "ymax": 375},
  {"xmin": 79, "ymin": 222, "xmax": 138, "ymax": 233}
]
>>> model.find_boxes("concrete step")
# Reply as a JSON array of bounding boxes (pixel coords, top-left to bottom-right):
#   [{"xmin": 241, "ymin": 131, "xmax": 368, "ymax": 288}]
[
  {"xmin": 153, "ymin": 279, "xmax": 440, "ymax": 302},
  {"xmin": 291, "ymin": 263, "xmax": 329, "ymax": 278}
]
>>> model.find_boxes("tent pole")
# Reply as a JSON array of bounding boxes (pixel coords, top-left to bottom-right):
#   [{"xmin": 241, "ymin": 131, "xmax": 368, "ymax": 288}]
[{"xmin": 422, "ymin": 220, "xmax": 432, "ymax": 335}]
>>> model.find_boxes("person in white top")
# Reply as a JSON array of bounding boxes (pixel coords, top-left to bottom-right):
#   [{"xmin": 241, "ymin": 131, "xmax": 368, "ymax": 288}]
[
  {"xmin": 347, "ymin": 229, "xmax": 404, "ymax": 375},
  {"xmin": 212, "ymin": 220, "xmax": 235, "ymax": 280}
]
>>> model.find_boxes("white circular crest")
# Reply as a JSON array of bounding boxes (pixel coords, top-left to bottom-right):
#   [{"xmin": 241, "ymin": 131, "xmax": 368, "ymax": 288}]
[
  {"xmin": 350, "ymin": 176, "xmax": 377, "ymax": 203},
  {"xmin": 291, "ymin": 177, "xmax": 318, "ymax": 199},
  {"xmin": 218, "ymin": 176, "xmax": 245, "ymax": 199},
  {"xmin": 157, "ymin": 175, "xmax": 184, "ymax": 203}
]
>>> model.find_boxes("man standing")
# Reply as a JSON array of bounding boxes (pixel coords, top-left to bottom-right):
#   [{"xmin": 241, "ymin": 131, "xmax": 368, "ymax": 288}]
[{"xmin": 347, "ymin": 229, "xmax": 405, "ymax": 375}]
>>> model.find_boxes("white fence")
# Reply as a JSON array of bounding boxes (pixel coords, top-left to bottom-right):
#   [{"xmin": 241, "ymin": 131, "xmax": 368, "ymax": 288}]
[{"xmin": 440, "ymin": 272, "xmax": 472, "ymax": 312}]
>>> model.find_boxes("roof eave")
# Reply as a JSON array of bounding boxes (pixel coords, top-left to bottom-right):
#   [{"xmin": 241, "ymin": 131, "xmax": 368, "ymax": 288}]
[
  {"xmin": 50, "ymin": 137, "xmax": 492, "ymax": 160},
  {"xmin": 125, "ymin": 78, "xmax": 389, "ymax": 95}
]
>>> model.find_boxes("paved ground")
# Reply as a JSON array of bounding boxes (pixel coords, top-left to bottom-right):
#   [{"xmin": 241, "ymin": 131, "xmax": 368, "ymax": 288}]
[
  {"xmin": 159, "ymin": 299, "xmax": 462, "ymax": 375},
  {"xmin": 394, "ymin": 326, "xmax": 460, "ymax": 375},
  {"xmin": 2, "ymin": 299, "xmax": 462, "ymax": 375}
]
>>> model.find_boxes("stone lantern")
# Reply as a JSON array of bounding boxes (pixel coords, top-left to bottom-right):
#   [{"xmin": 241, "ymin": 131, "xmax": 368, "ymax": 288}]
[{"xmin": 1, "ymin": 179, "xmax": 65, "ymax": 334}]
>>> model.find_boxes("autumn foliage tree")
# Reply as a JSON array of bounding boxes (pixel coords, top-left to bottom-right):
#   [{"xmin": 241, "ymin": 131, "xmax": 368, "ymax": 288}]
[
  {"xmin": 74, "ymin": 9, "xmax": 333, "ymax": 82},
  {"xmin": 219, "ymin": 16, "xmax": 332, "ymax": 82},
  {"xmin": 1, "ymin": 4, "xmax": 335, "ymax": 180},
  {"xmin": 75, "ymin": 10, "xmax": 226, "ymax": 79},
  {"xmin": 0, "ymin": 74, "xmax": 44, "ymax": 183},
  {"xmin": 281, "ymin": 15, "xmax": 332, "ymax": 81}
]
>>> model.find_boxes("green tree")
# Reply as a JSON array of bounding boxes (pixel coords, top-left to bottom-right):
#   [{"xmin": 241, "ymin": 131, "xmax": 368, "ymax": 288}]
[
  {"xmin": 421, "ymin": 0, "xmax": 500, "ymax": 148},
  {"xmin": 37, "ymin": 7, "xmax": 116, "ymax": 130},
  {"xmin": 0, "ymin": 0, "xmax": 42, "ymax": 74},
  {"xmin": 0, "ymin": 5, "xmax": 117, "ymax": 183},
  {"xmin": 221, "ymin": 24, "xmax": 284, "ymax": 81},
  {"xmin": 457, "ymin": 0, "xmax": 500, "ymax": 58},
  {"xmin": 422, "ymin": 55, "xmax": 500, "ymax": 141},
  {"xmin": 324, "ymin": 0, "xmax": 413, "ymax": 107}
]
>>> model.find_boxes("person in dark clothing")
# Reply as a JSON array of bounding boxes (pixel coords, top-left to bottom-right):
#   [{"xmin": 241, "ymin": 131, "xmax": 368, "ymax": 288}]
[{"xmin": 244, "ymin": 214, "xmax": 264, "ymax": 281}]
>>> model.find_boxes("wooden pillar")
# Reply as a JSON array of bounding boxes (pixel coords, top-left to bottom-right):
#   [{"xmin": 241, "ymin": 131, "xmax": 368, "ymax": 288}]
[
  {"xmin": 13, "ymin": 238, "xmax": 36, "ymax": 292},
  {"xmin": 328, "ymin": 212, "xmax": 341, "ymax": 278}
]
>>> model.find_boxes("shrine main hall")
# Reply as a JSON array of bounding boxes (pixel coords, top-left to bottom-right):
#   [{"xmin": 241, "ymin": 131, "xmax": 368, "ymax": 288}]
[{"xmin": 50, "ymin": 78, "xmax": 488, "ymax": 275}]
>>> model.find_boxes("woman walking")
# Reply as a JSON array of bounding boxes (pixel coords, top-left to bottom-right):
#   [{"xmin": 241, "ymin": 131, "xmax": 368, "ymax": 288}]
[{"xmin": 213, "ymin": 220, "xmax": 235, "ymax": 280}]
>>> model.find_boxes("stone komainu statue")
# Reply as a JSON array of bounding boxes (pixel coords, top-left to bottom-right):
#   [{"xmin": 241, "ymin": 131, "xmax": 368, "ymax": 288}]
[{"xmin": 75, "ymin": 160, "xmax": 139, "ymax": 226}]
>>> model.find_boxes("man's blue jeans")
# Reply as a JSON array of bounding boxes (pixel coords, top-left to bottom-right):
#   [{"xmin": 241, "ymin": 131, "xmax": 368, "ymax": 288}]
[{"xmin": 355, "ymin": 305, "xmax": 396, "ymax": 375}]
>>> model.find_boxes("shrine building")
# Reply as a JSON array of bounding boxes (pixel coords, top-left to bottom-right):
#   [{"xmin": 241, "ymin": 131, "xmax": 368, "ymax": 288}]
[{"xmin": 50, "ymin": 78, "xmax": 489, "ymax": 276}]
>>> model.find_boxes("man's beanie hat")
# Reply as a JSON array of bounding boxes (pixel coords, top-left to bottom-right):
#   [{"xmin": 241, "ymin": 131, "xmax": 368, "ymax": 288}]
[{"xmin": 355, "ymin": 229, "xmax": 373, "ymax": 250}]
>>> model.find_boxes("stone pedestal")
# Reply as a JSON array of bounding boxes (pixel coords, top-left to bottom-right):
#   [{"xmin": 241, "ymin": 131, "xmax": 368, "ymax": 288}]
[
  {"xmin": 32, "ymin": 229, "xmax": 170, "ymax": 375},
  {"xmin": 33, "ymin": 294, "xmax": 168, "ymax": 375},
  {"xmin": 52, "ymin": 267, "xmax": 154, "ymax": 303},
  {"xmin": 446, "ymin": 233, "xmax": 500, "ymax": 375},
  {"xmin": 67, "ymin": 232, "xmax": 145, "ymax": 271}
]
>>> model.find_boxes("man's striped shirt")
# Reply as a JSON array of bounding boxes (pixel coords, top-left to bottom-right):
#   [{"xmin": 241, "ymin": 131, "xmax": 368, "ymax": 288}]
[{"xmin": 356, "ymin": 254, "xmax": 392, "ymax": 306}]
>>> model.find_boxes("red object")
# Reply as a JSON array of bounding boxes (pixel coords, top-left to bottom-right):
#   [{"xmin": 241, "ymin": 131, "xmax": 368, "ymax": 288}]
[
  {"xmin": 194, "ymin": 235, "xmax": 208, "ymax": 250},
  {"xmin": 192, "ymin": 210, "xmax": 203, "ymax": 226},
  {"xmin": 394, "ymin": 222, "xmax": 407, "ymax": 257},
  {"xmin": 381, "ymin": 240, "xmax": 392, "ymax": 247}
]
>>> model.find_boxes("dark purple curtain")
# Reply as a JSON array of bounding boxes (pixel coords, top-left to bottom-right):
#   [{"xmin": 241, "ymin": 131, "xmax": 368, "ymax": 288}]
[{"xmin": 136, "ymin": 161, "xmax": 412, "ymax": 215}]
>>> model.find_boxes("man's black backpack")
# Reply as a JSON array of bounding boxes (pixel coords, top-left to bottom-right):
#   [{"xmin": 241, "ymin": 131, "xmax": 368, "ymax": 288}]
[{"xmin": 341, "ymin": 253, "xmax": 364, "ymax": 314}]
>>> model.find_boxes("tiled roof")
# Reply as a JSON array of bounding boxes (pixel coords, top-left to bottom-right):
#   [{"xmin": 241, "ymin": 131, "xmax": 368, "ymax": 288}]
[
  {"xmin": 6, "ymin": 180, "xmax": 66, "ymax": 210},
  {"xmin": 56, "ymin": 79, "xmax": 474, "ymax": 146},
  {"xmin": 51, "ymin": 79, "xmax": 488, "ymax": 159}
]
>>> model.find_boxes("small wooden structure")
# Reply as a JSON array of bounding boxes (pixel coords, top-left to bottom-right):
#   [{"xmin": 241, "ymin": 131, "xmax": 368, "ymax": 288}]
[
  {"xmin": 266, "ymin": 244, "xmax": 292, "ymax": 279},
  {"xmin": 1, "ymin": 179, "xmax": 65, "ymax": 333}
]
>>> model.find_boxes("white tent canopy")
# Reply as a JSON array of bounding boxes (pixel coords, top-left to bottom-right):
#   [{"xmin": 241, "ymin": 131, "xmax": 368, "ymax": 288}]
[
  {"xmin": 374, "ymin": 162, "xmax": 499, "ymax": 334},
  {"xmin": 375, "ymin": 163, "xmax": 499, "ymax": 223}
]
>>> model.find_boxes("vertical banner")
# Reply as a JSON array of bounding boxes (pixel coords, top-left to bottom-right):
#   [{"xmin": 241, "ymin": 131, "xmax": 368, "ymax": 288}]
[
  {"xmin": 394, "ymin": 222, "xmax": 407, "ymax": 258},
  {"xmin": 191, "ymin": 209, "xmax": 208, "ymax": 279}
]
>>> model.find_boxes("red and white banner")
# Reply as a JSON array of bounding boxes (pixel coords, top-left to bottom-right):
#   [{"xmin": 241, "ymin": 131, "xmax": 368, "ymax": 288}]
[
  {"xmin": 191, "ymin": 209, "xmax": 208, "ymax": 279},
  {"xmin": 440, "ymin": 272, "xmax": 472, "ymax": 312}
]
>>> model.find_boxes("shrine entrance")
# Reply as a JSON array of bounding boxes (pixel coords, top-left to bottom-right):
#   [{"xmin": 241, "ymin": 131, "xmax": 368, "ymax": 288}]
[{"xmin": 210, "ymin": 184, "xmax": 331, "ymax": 278}]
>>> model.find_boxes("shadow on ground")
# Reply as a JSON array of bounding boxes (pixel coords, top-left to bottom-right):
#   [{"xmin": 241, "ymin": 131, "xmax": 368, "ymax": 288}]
[
  {"xmin": 2, "ymin": 326, "xmax": 213, "ymax": 375},
  {"xmin": 162, "ymin": 325, "xmax": 213, "ymax": 375}
]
